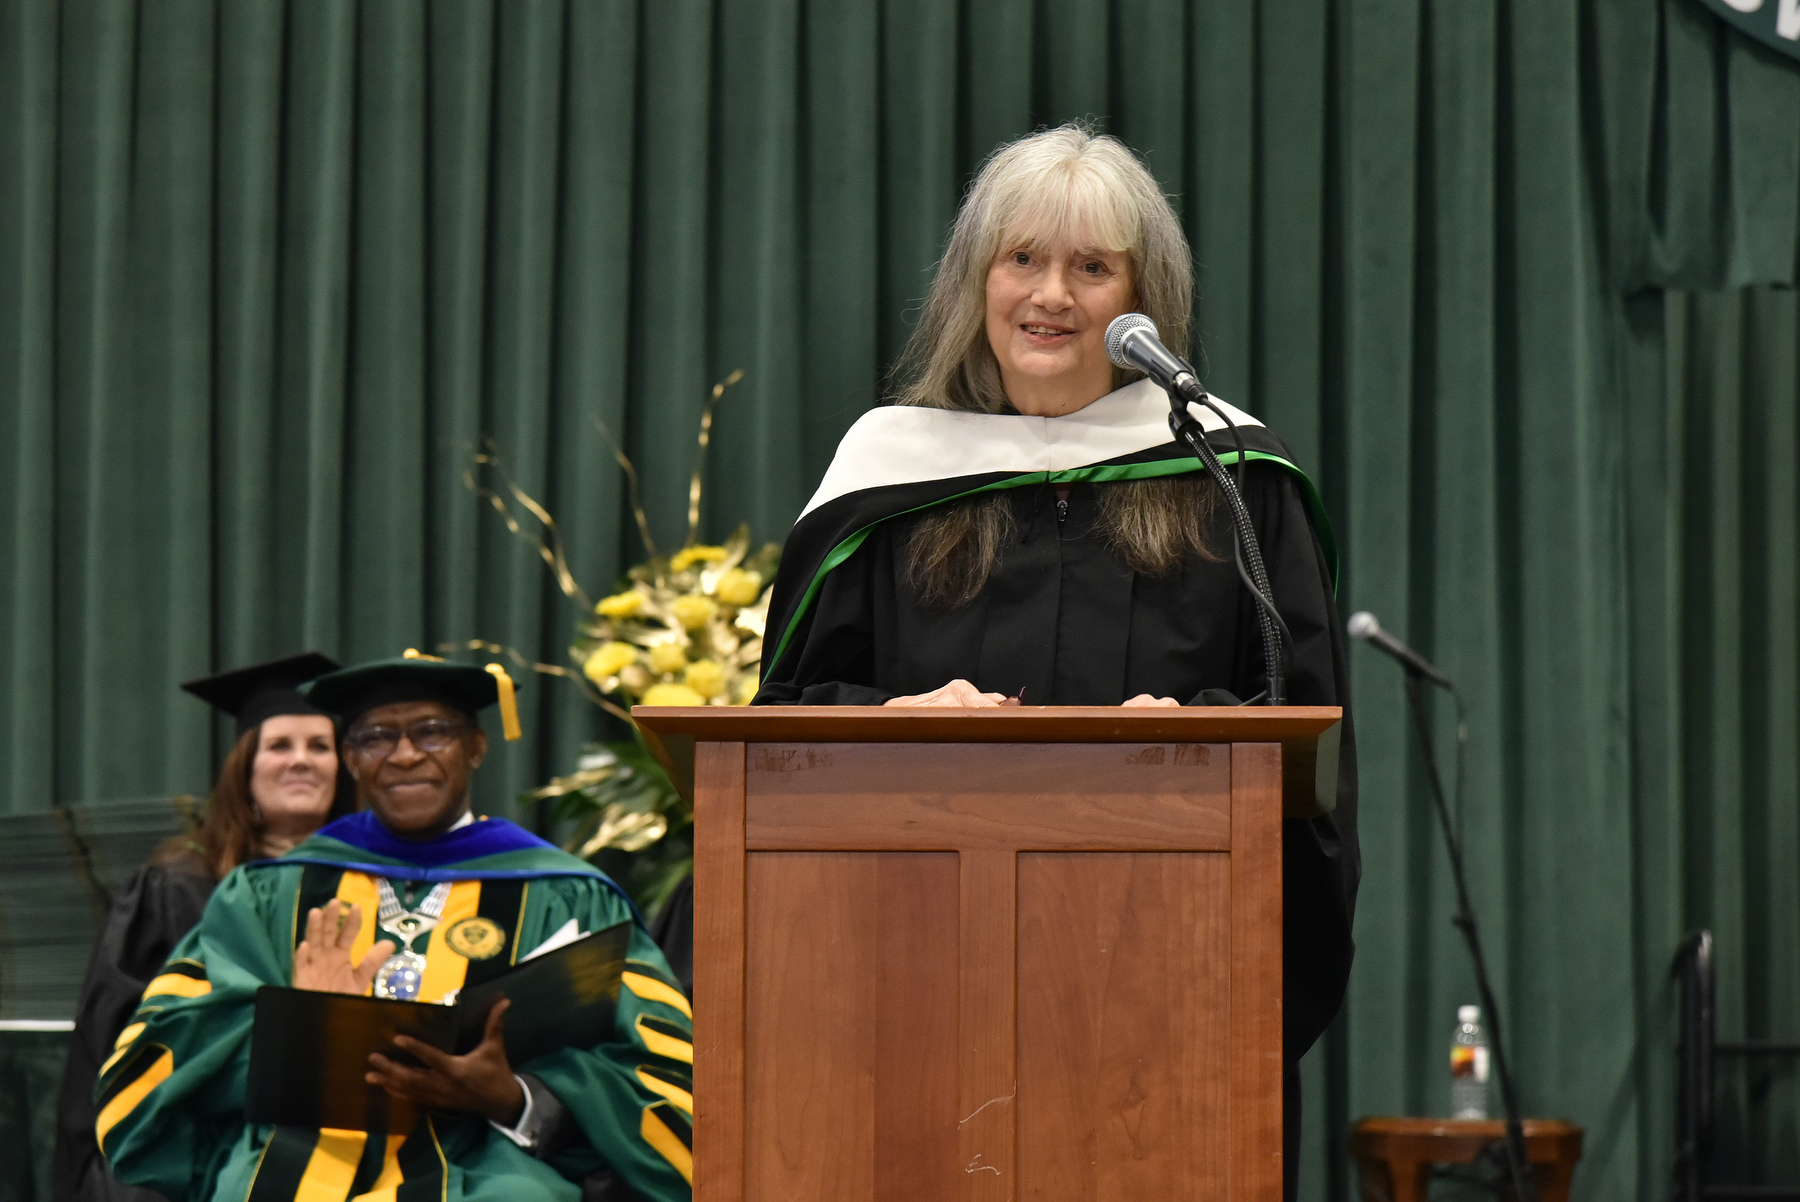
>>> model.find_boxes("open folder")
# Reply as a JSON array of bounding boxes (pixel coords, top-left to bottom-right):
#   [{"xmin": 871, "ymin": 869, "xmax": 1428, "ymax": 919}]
[{"xmin": 246, "ymin": 920, "xmax": 632, "ymax": 1132}]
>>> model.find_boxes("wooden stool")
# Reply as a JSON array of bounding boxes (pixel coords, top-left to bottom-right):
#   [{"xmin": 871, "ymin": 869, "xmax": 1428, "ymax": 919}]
[{"xmin": 1350, "ymin": 1118, "xmax": 1584, "ymax": 1202}]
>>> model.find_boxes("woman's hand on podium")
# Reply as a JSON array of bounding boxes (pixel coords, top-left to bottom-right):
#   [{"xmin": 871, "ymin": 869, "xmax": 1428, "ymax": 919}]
[
  {"xmin": 1122, "ymin": 694, "xmax": 1180, "ymax": 707},
  {"xmin": 368, "ymin": 997, "xmax": 525, "ymax": 1125},
  {"xmin": 292, "ymin": 899, "xmax": 397, "ymax": 994},
  {"xmin": 882, "ymin": 679, "xmax": 1008, "ymax": 707}
]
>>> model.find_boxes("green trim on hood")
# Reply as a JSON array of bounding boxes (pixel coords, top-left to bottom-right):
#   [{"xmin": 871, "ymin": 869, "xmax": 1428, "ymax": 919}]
[{"xmin": 764, "ymin": 452, "xmax": 1336, "ymax": 682}]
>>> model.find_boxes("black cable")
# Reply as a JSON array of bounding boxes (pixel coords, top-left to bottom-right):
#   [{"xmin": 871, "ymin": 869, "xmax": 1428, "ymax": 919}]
[
  {"xmin": 1166, "ymin": 390, "xmax": 1289, "ymax": 703},
  {"xmin": 1187, "ymin": 391, "xmax": 1295, "ymax": 671},
  {"xmin": 1234, "ymin": 525, "xmax": 1297, "ymax": 667},
  {"xmin": 1200, "ymin": 392, "xmax": 1299, "ymax": 662},
  {"xmin": 1402, "ymin": 671, "xmax": 1538, "ymax": 1202}
]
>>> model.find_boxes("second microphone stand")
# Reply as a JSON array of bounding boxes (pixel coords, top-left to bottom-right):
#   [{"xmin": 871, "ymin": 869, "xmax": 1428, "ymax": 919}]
[{"xmin": 1402, "ymin": 669, "xmax": 1539, "ymax": 1202}]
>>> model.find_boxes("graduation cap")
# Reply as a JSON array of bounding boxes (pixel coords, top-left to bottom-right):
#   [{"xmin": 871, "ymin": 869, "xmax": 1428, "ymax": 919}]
[
  {"xmin": 181, "ymin": 652, "xmax": 342, "ymax": 737},
  {"xmin": 301, "ymin": 650, "xmax": 522, "ymax": 741}
]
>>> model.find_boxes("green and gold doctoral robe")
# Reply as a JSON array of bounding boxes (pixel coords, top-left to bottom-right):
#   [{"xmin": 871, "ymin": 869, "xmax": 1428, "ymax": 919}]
[{"xmin": 95, "ymin": 814, "xmax": 693, "ymax": 1202}]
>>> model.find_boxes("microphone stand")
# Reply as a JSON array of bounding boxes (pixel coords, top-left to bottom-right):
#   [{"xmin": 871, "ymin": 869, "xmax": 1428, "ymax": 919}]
[
  {"xmin": 1163, "ymin": 390, "xmax": 1287, "ymax": 705},
  {"xmin": 1400, "ymin": 669, "xmax": 1538, "ymax": 1202}
]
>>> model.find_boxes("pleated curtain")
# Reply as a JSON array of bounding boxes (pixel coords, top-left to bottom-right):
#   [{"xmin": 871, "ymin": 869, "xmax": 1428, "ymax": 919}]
[{"xmin": 2, "ymin": 1, "xmax": 1797, "ymax": 1197}]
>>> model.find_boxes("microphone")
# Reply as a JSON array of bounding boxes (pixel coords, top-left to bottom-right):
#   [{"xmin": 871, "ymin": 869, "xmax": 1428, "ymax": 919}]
[
  {"xmin": 1104, "ymin": 314, "xmax": 1205, "ymax": 403},
  {"xmin": 1346, "ymin": 611, "xmax": 1454, "ymax": 690}
]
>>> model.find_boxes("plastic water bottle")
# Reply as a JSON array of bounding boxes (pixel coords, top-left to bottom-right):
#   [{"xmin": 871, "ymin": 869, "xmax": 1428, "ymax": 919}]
[{"xmin": 1450, "ymin": 1004, "xmax": 1491, "ymax": 1119}]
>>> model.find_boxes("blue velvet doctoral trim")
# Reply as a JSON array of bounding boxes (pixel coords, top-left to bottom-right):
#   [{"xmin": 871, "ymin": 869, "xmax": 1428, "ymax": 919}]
[
  {"xmin": 261, "ymin": 813, "xmax": 647, "ymax": 925},
  {"xmin": 313, "ymin": 811, "xmax": 554, "ymax": 867},
  {"xmin": 272, "ymin": 857, "xmax": 597, "ymax": 883}
]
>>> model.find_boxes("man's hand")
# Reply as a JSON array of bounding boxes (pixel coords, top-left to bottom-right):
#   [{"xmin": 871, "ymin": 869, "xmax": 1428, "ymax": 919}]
[
  {"xmin": 1122, "ymin": 694, "xmax": 1180, "ymax": 707},
  {"xmin": 368, "ymin": 998, "xmax": 525, "ymax": 1125},
  {"xmin": 883, "ymin": 679, "xmax": 1007, "ymax": 707},
  {"xmin": 292, "ymin": 899, "xmax": 396, "ymax": 995}
]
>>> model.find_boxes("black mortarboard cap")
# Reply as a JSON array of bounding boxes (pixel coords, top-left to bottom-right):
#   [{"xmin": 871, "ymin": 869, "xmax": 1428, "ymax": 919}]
[
  {"xmin": 181, "ymin": 651, "xmax": 342, "ymax": 737},
  {"xmin": 301, "ymin": 650, "xmax": 522, "ymax": 740}
]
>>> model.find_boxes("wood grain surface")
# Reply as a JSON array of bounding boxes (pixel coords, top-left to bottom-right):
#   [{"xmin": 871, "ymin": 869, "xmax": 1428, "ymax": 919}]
[
  {"xmin": 692, "ymin": 730, "xmax": 1291, "ymax": 1200},
  {"xmin": 958, "ymin": 850, "xmax": 1017, "ymax": 1202},
  {"xmin": 744, "ymin": 853, "xmax": 959, "ymax": 1202},
  {"xmin": 1016, "ymin": 852, "xmax": 1231, "ymax": 1199},
  {"xmin": 694, "ymin": 742, "xmax": 747, "ymax": 1202},
  {"xmin": 1230, "ymin": 744, "xmax": 1284, "ymax": 1198},
  {"xmin": 745, "ymin": 742, "xmax": 1230, "ymax": 851},
  {"xmin": 634, "ymin": 706, "xmax": 1341, "ymax": 817}
]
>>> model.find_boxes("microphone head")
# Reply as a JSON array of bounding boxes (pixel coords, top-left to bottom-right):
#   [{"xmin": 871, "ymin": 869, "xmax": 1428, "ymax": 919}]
[
  {"xmin": 1105, "ymin": 313, "xmax": 1157, "ymax": 371},
  {"xmin": 1346, "ymin": 611, "xmax": 1381, "ymax": 641}
]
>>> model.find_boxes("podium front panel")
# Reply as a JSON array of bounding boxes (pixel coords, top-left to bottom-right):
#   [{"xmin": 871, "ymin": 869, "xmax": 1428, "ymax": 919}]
[
  {"xmin": 693, "ymin": 736, "xmax": 1284, "ymax": 1202},
  {"xmin": 1016, "ymin": 852, "xmax": 1231, "ymax": 1196}
]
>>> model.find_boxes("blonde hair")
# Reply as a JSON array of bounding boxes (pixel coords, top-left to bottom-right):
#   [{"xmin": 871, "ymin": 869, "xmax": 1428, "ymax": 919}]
[
  {"xmin": 892, "ymin": 124, "xmax": 1218, "ymax": 606},
  {"xmin": 892, "ymin": 123, "xmax": 1194, "ymax": 413}
]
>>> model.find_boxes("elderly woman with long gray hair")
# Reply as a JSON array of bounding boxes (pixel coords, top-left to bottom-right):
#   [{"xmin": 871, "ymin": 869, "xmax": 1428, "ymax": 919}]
[{"xmin": 754, "ymin": 123, "xmax": 1358, "ymax": 1195}]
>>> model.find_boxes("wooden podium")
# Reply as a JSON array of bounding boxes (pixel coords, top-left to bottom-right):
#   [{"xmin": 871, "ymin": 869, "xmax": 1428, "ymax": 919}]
[{"xmin": 635, "ymin": 706, "xmax": 1343, "ymax": 1202}]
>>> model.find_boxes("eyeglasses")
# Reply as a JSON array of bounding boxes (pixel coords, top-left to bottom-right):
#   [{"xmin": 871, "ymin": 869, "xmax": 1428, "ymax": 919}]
[{"xmin": 344, "ymin": 719, "xmax": 469, "ymax": 759}]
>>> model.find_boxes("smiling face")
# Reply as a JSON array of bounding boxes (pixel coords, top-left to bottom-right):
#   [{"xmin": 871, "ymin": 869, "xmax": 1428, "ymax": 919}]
[
  {"xmin": 345, "ymin": 700, "xmax": 487, "ymax": 840},
  {"xmin": 249, "ymin": 714, "xmax": 340, "ymax": 842},
  {"xmin": 983, "ymin": 238, "xmax": 1136, "ymax": 417}
]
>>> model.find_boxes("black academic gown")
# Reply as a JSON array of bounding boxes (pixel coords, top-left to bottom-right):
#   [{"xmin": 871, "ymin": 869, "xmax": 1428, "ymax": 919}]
[
  {"xmin": 54, "ymin": 854, "xmax": 215, "ymax": 1202},
  {"xmin": 754, "ymin": 465, "xmax": 1360, "ymax": 1129},
  {"xmin": 649, "ymin": 875, "xmax": 695, "ymax": 1000}
]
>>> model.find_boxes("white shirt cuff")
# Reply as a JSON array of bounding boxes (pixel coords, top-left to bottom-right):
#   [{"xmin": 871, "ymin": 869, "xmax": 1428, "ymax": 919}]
[{"xmin": 488, "ymin": 1074, "xmax": 536, "ymax": 1148}]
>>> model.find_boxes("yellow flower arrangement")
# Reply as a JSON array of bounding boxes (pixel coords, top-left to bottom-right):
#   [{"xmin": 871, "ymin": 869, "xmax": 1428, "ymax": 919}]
[
  {"xmin": 647, "ymin": 641, "xmax": 689, "ymax": 675},
  {"xmin": 577, "ymin": 522, "xmax": 778, "ymax": 710},
  {"xmin": 464, "ymin": 369, "xmax": 774, "ymax": 903},
  {"xmin": 715, "ymin": 567, "xmax": 762, "ymax": 606},
  {"xmin": 684, "ymin": 659, "xmax": 726, "ymax": 699},
  {"xmin": 641, "ymin": 682, "xmax": 706, "ymax": 707},
  {"xmin": 669, "ymin": 545, "xmax": 727, "ymax": 572},
  {"xmin": 669, "ymin": 595, "xmax": 717, "ymax": 630},
  {"xmin": 582, "ymin": 641, "xmax": 638, "ymax": 683},
  {"xmin": 596, "ymin": 591, "xmax": 646, "ymax": 618}
]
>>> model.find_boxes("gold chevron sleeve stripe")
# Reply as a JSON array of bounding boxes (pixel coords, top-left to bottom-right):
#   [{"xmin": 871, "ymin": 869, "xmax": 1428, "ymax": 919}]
[
  {"xmin": 636, "ymin": 1067, "xmax": 694, "ymax": 1115},
  {"xmin": 635, "ymin": 1016, "xmax": 694, "ymax": 1064},
  {"xmin": 95, "ymin": 1048, "xmax": 173, "ymax": 1147},
  {"xmin": 641, "ymin": 1107, "xmax": 694, "ymax": 1184},
  {"xmin": 142, "ymin": 973, "xmax": 211, "ymax": 1000},
  {"xmin": 623, "ymin": 970, "xmax": 693, "ymax": 1019},
  {"xmin": 100, "ymin": 1023, "xmax": 147, "ymax": 1076},
  {"xmin": 293, "ymin": 1128, "xmax": 366, "ymax": 1202},
  {"xmin": 350, "ymin": 1133, "xmax": 408, "ymax": 1198}
]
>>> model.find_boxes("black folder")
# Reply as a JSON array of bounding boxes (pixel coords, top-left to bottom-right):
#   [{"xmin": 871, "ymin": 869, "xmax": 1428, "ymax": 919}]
[{"xmin": 246, "ymin": 920, "xmax": 632, "ymax": 1131}]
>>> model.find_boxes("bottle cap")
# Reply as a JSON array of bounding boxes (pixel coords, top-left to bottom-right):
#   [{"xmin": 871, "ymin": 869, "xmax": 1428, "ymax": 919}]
[{"xmin": 1458, "ymin": 1005, "xmax": 1481, "ymax": 1023}]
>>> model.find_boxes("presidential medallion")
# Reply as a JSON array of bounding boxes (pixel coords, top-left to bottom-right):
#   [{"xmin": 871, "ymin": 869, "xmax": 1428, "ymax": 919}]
[
  {"xmin": 372, "ymin": 879, "xmax": 452, "ymax": 1001},
  {"xmin": 374, "ymin": 950, "xmax": 428, "ymax": 1000}
]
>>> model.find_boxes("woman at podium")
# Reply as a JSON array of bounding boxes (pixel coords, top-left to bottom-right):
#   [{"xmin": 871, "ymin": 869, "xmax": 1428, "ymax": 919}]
[{"xmin": 754, "ymin": 122, "xmax": 1357, "ymax": 1198}]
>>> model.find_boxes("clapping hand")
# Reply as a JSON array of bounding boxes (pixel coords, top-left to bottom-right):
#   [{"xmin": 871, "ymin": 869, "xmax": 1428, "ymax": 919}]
[{"xmin": 292, "ymin": 899, "xmax": 397, "ymax": 995}]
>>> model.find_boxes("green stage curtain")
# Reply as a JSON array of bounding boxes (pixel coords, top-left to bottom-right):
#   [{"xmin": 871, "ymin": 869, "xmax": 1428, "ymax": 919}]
[{"xmin": 1, "ymin": 1, "xmax": 1797, "ymax": 1198}]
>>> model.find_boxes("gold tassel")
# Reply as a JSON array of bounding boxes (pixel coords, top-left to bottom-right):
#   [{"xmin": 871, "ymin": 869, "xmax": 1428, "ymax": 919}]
[
  {"xmin": 485, "ymin": 663, "xmax": 522, "ymax": 741},
  {"xmin": 403, "ymin": 647, "xmax": 446, "ymax": 662}
]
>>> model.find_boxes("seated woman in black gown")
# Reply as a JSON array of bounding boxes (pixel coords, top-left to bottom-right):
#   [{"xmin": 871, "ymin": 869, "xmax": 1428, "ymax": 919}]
[
  {"xmin": 54, "ymin": 652, "xmax": 352, "ymax": 1202},
  {"xmin": 754, "ymin": 123, "xmax": 1359, "ymax": 1198}
]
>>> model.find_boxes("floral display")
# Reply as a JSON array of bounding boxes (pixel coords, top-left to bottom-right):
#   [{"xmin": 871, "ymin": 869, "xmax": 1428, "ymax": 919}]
[
  {"xmin": 465, "ymin": 371, "xmax": 776, "ymax": 909},
  {"xmin": 576, "ymin": 527, "xmax": 778, "ymax": 711}
]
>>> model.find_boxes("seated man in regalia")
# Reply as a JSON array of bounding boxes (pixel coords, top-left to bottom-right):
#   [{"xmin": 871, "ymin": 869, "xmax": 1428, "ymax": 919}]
[{"xmin": 94, "ymin": 655, "xmax": 695, "ymax": 1202}]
